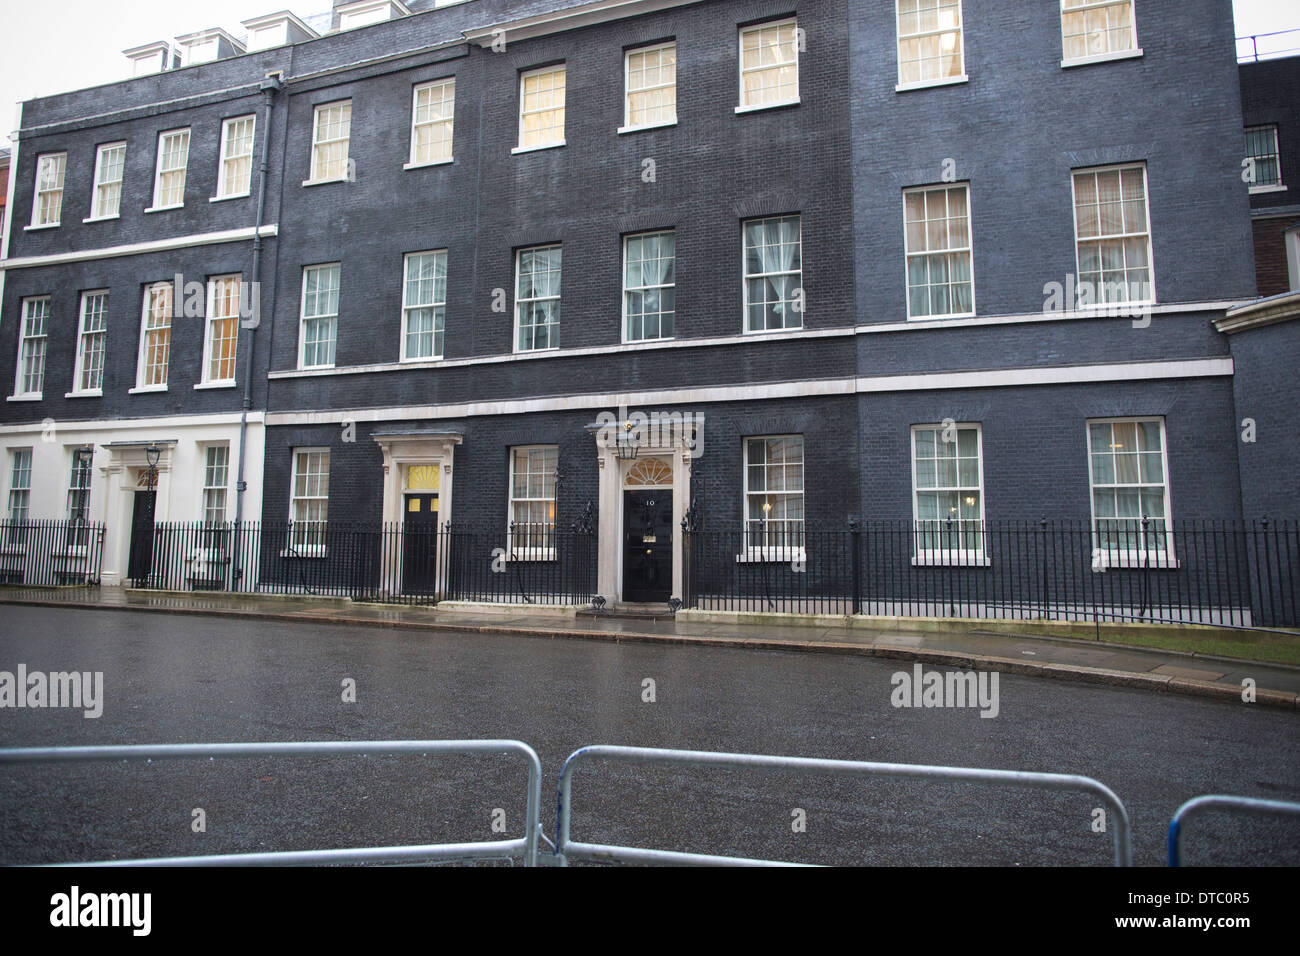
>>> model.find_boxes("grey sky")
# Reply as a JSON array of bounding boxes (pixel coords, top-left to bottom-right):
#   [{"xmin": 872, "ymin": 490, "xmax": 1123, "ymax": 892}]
[{"xmin": 1, "ymin": 0, "xmax": 1298, "ymax": 149}]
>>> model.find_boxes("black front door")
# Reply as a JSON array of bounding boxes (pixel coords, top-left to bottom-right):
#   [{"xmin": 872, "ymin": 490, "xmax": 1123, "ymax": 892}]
[
  {"xmin": 403, "ymin": 493, "xmax": 439, "ymax": 594},
  {"xmin": 127, "ymin": 490, "xmax": 156, "ymax": 584},
  {"xmin": 623, "ymin": 490, "xmax": 673, "ymax": 603}
]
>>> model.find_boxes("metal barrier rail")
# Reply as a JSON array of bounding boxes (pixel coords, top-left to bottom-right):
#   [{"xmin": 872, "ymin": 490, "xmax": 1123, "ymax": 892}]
[
  {"xmin": 1168, "ymin": 794, "xmax": 1300, "ymax": 867},
  {"xmin": 0, "ymin": 739, "xmax": 543, "ymax": 867},
  {"xmin": 555, "ymin": 745, "xmax": 1132, "ymax": 867}
]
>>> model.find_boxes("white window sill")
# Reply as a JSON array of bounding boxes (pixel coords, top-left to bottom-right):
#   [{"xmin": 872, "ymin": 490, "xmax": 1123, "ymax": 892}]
[
  {"xmin": 1093, "ymin": 554, "xmax": 1180, "ymax": 571},
  {"xmin": 209, "ymin": 192, "xmax": 251, "ymax": 203},
  {"xmin": 911, "ymin": 554, "xmax": 991, "ymax": 567},
  {"xmin": 735, "ymin": 548, "xmax": 807, "ymax": 564},
  {"xmin": 24, "ymin": 223, "xmax": 60, "ymax": 231},
  {"xmin": 399, "ymin": 355, "xmax": 444, "ymax": 364},
  {"xmin": 82, "ymin": 214, "xmax": 120, "ymax": 224},
  {"xmin": 403, "ymin": 158, "xmax": 454, "ymax": 170},
  {"xmin": 623, "ymin": 335, "xmax": 675, "ymax": 345},
  {"xmin": 512, "ymin": 346, "xmax": 560, "ymax": 355},
  {"xmin": 1249, "ymin": 184, "xmax": 1288, "ymax": 194},
  {"xmin": 298, "ymin": 364, "xmax": 336, "ymax": 372},
  {"xmin": 302, "ymin": 177, "xmax": 347, "ymax": 188},
  {"xmin": 617, "ymin": 120, "xmax": 677, "ymax": 135},
  {"xmin": 65, "ymin": 390, "xmax": 103, "ymax": 399},
  {"xmin": 280, "ymin": 549, "xmax": 326, "ymax": 559},
  {"xmin": 735, "ymin": 98, "xmax": 800, "ymax": 115},
  {"xmin": 1061, "ymin": 48, "xmax": 1142, "ymax": 69},
  {"xmin": 6, "ymin": 394, "xmax": 42, "ymax": 402},
  {"xmin": 511, "ymin": 141, "xmax": 565, "ymax": 155},
  {"xmin": 144, "ymin": 204, "xmax": 184, "ymax": 214},
  {"xmin": 1070, "ymin": 299, "xmax": 1155, "ymax": 314},
  {"xmin": 895, "ymin": 74, "xmax": 968, "ymax": 93},
  {"xmin": 742, "ymin": 324, "xmax": 803, "ymax": 335},
  {"xmin": 194, "ymin": 381, "xmax": 236, "ymax": 390},
  {"xmin": 907, "ymin": 310, "xmax": 976, "ymax": 322},
  {"xmin": 128, "ymin": 385, "xmax": 168, "ymax": 394},
  {"xmin": 504, "ymin": 548, "xmax": 556, "ymax": 563}
]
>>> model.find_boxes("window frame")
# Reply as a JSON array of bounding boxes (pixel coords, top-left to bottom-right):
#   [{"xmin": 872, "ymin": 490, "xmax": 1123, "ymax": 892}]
[
  {"xmin": 740, "ymin": 434, "xmax": 806, "ymax": 562},
  {"xmin": 406, "ymin": 78, "xmax": 455, "ymax": 169},
  {"xmin": 903, "ymin": 182, "xmax": 976, "ymax": 320},
  {"xmin": 736, "ymin": 18, "xmax": 800, "ymax": 113},
  {"xmin": 134, "ymin": 281, "xmax": 173, "ymax": 392},
  {"xmin": 298, "ymin": 263, "xmax": 341, "ymax": 370},
  {"xmin": 506, "ymin": 445, "xmax": 559, "ymax": 561},
  {"xmin": 1070, "ymin": 162, "xmax": 1156, "ymax": 310},
  {"xmin": 215, "ymin": 114, "xmax": 256, "ymax": 200},
  {"xmin": 288, "ymin": 447, "xmax": 330, "ymax": 556},
  {"xmin": 1060, "ymin": 0, "xmax": 1141, "ymax": 68},
  {"xmin": 71, "ymin": 290, "xmax": 109, "ymax": 397},
  {"xmin": 741, "ymin": 214, "xmax": 804, "ymax": 333},
  {"xmin": 401, "ymin": 250, "xmax": 448, "ymax": 362},
  {"xmin": 87, "ymin": 142, "xmax": 127, "ymax": 221},
  {"xmin": 622, "ymin": 229, "xmax": 677, "ymax": 343},
  {"xmin": 13, "ymin": 296, "xmax": 51, "ymax": 399},
  {"xmin": 513, "ymin": 244, "xmax": 562, "ymax": 354},
  {"xmin": 909, "ymin": 423, "xmax": 988, "ymax": 565},
  {"xmin": 1086, "ymin": 416, "xmax": 1176, "ymax": 568},
  {"xmin": 64, "ymin": 449, "xmax": 94, "ymax": 551},
  {"xmin": 5, "ymin": 448, "xmax": 33, "ymax": 544},
  {"xmin": 515, "ymin": 64, "xmax": 567, "ymax": 153},
  {"xmin": 1245, "ymin": 124, "xmax": 1286, "ymax": 193},
  {"xmin": 202, "ymin": 275, "xmax": 242, "ymax": 386},
  {"xmin": 202, "ymin": 444, "xmax": 231, "ymax": 526},
  {"xmin": 621, "ymin": 41, "xmax": 678, "ymax": 133},
  {"xmin": 894, "ymin": 0, "xmax": 968, "ymax": 92},
  {"xmin": 29, "ymin": 152, "xmax": 67, "ymax": 228},
  {"xmin": 306, "ymin": 100, "xmax": 353, "ymax": 185},
  {"xmin": 149, "ymin": 128, "xmax": 191, "ymax": 211}
]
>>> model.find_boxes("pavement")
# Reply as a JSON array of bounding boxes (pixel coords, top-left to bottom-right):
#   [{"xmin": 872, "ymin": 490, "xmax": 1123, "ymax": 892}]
[{"xmin": 1, "ymin": 586, "xmax": 1297, "ymax": 711}]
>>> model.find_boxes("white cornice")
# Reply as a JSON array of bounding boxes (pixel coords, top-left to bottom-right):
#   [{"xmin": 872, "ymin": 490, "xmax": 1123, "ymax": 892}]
[
  {"xmin": 0, "ymin": 225, "xmax": 278, "ymax": 271},
  {"xmin": 266, "ymin": 358, "xmax": 1233, "ymax": 426},
  {"xmin": 1217, "ymin": 290, "xmax": 1300, "ymax": 333}
]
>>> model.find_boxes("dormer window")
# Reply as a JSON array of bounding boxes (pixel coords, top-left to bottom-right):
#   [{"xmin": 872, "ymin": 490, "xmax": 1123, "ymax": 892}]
[
  {"xmin": 242, "ymin": 12, "xmax": 321, "ymax": 51},
  {"xmin": 123, "ymin": 41, "xmax": 176, "ymax": 77},
  {"xmin": 337, "ymin": 0, "xmax": 411, "ymax": 30},
  {"xmin": 175, "ymin": 28, "xmax": 246, "ymax": 66}
]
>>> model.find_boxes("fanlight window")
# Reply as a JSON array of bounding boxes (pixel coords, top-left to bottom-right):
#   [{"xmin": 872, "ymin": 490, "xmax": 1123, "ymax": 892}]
[{"xmin": 625, "ymin": 458, "xmax": 673, "ymax": 487}]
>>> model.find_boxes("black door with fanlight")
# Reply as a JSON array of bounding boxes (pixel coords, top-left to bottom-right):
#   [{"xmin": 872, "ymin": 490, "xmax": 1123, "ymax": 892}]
[
  {"xmin": 623, "ymin": 490, "xmax": 673, "ymax": 603},
  {"xmin": 403, "ymin": 493, "xmax": 438, "ymax": 594}
]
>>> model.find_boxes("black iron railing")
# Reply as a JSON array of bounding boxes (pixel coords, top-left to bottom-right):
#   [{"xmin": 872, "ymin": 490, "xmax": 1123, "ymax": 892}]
[
  {"xmin": 132, "ymin": 522, "xmax": 597, "ymax": 607},
  {"xmin": 0, "ymin": 520, "xmax": 106, "ymax": 587},
  {"xmin": 683, "ymin": 519, "xmax": 1299, "ymax": 630}
]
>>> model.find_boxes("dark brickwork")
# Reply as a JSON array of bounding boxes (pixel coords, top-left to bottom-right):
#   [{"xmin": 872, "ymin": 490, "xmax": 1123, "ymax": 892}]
[
  {"xmin": 0, "ymin": 0, "xmax": 1283, "ymax": 546},
  {"xmin": 1226, "ymin": 321, "xmax": 1300, "ymax": 520}
]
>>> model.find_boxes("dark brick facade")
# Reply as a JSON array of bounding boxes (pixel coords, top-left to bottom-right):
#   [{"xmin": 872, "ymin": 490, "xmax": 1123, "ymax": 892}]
[{"xmin": 0, "ymin": 0, "xmax": 1290, "ymax": 595}]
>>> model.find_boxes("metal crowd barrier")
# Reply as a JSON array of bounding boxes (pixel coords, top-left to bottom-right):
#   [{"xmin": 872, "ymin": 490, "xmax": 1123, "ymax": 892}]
[
  {"xmin": 555, "ymin": 745, "xmax": 1132, "ymax": 866},
  {"xmin": 1168, "ymin": 794, "xmax": 1300, "ymax": 867},
  {"xmin": 0, "ymin": 739, "xmax": 543, "ymax": 867}
]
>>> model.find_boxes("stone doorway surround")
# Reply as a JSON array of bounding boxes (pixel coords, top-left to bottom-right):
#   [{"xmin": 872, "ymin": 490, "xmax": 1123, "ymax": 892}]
[
  {"xmin": 585, "ymin": 411, "xmax": 703, "ymax": 604},
  {"xmin": 99, "ymin": 440, "xmax": 177, "ymax": 586},
  {"xmin": 371, "ymin": 428, "xmax": 462, "ymax": 597}
]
